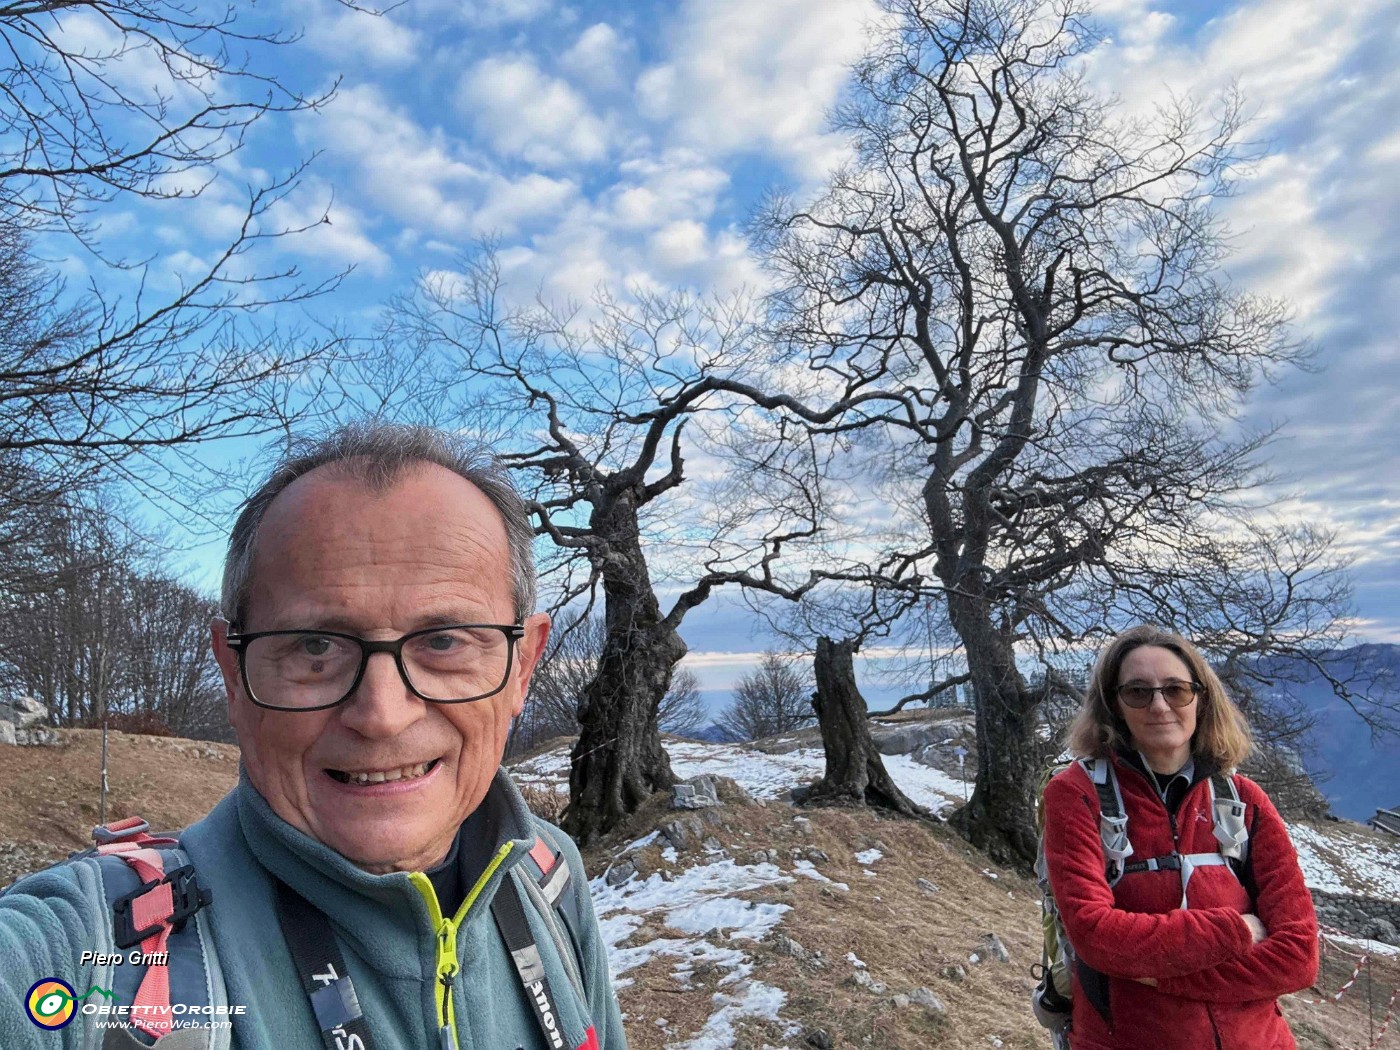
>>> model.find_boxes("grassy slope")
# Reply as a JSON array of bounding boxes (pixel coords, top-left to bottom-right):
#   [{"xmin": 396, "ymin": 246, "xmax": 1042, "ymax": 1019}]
[{"xmin": 1, "ymin": 730, "xmax": 1395, "ymax": 1049}]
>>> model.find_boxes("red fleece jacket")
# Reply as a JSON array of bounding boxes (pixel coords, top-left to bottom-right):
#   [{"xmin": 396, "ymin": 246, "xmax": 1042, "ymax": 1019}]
[{"xmin": 1042, "ymin": 755, "xmax": 1319, "ymax": 1050}]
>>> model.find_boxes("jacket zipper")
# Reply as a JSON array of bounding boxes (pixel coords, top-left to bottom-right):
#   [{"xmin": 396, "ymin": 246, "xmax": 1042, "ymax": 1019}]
[{"xmin": 409, "ymin": 842, "xmax": 516, "ymax": 1050}]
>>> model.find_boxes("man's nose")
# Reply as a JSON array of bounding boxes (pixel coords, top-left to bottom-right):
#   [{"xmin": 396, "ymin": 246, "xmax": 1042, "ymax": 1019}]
[{"xmin": 338, "ymin": 650, "xmax": 424, "ymax": 737}]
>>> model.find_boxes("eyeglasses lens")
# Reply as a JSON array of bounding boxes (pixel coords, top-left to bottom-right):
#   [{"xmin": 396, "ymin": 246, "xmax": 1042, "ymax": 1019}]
[
  {"xmin": 242, "ymin": 627, "xmax": 511, "ymax": 708},
  {"xmin": 1119, "ymin": 682, "xmax": 1197, "ymax": 709}
]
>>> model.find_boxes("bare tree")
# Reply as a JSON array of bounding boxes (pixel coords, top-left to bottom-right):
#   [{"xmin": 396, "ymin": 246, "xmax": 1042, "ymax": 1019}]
[
  {"xmin": 753, "ymin": 0, "xmax": 1360, "ymax": 866},
  {"xmin": 1, "ymin": 0, "xmax": 360, "ymax": 518},
  {"xmin": 0, "ymin": 214, "xmax": 342, "ymax": 512},
  {"xmin": 512, "ymin": 615, "xmax": 709, "ymax": 753},
  {"xmin": 808, "ymin": 635, "xmax": 930, "ymax": 817},
  {"xmin": 1, "ymin": 0, "xmax": 349, "ymax": 238},
  {"xmin": 384, "ymin": 266, "xmax": 835, "ymax": 840},
  {"xmin": 716, "ymin": 651, "xmax": 815, "ymax": 742},
  {"xmin": 0, "ymin": 486, "xmax": 224, "ymax": 736}
]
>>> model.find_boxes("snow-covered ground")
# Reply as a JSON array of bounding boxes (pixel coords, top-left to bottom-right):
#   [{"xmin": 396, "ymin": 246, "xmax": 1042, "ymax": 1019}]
[
  {"xmin": 513, "ymin": 738, "xmax": 976, "ymax": 1046},
  {"xmin": 514, "ymin": 739, "xmax": 970, "ymax": 815},
  {"xmin": 590, "ymin": 857, "xmax": 803, "ymax": 1047},
  {"xmin": 1287, "ymin": 822, "xmax": 1400, "ymax": 900},
  {"xmin": 514, "ymin": 737, "xmax": 1400, "ymax": 1048}
]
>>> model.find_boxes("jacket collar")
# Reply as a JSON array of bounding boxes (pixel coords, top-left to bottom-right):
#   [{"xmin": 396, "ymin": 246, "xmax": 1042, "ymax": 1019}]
[
  {"xmin": 1115, "ymin": 748, "xmax": 1218, "ymax": 800},
  {"xmin": 231, "ymin": 765, "xmax": 538, "ymax": 960}
]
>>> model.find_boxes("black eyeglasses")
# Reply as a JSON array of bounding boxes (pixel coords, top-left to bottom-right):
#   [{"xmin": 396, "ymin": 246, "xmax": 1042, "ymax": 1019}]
[
  {"xmin": 1116, "ymin": 680, "xmax": 1201, "ymax": 709},
  {"xmin": 224, "ymin": 624, "xmax": 526, "ymax": 711}
]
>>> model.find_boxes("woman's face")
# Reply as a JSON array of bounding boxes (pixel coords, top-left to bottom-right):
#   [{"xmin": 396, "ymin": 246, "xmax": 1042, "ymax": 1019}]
[{"xmin": 1115, "ymin": 644, "xmax": 1199, "ymax": 771}]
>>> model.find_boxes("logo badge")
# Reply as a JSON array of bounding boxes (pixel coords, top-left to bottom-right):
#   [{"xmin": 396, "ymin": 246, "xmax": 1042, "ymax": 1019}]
[{"xmin": 25, "ymin": 978, "xmax": 77, "ymax": 1030}]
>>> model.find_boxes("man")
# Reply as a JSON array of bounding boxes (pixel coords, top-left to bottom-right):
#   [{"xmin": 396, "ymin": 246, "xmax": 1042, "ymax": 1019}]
[{"xmin": 0, "ymin": 423, "xmax": 627, "ymax": 1049}]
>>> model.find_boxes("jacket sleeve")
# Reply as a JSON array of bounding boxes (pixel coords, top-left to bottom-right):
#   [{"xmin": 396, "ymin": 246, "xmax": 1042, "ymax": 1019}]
[
  {"xmin": 1042, "ymin": 768, "xmax": 1255, "ymax": 979},
  {"xmin": 0, "ymin": 864, "xmax": 104, "ymax": 1050},
  {"xmin": 553, "ymin": 831, "xmax": 628, "ymax": 1049},
  {"xmin": 1155, "ymin": 779, "xmax": 1320, "ymax": 1002}
]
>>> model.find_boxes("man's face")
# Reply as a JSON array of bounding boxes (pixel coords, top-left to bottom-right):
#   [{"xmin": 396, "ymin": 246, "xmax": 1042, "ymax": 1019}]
[{"xmin": 211, "ymin": 463, "xmax": 548, "ymax": 874}]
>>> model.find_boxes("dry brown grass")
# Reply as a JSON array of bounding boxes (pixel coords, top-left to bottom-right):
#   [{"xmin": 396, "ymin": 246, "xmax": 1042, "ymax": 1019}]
[
  {"xmin": 583, "ymin": 785, "xmax": 1400, "ymax": 1050},
  {"xmin": 4, "ymin": 731, "xmax": 1395, "ymax": 1049}
]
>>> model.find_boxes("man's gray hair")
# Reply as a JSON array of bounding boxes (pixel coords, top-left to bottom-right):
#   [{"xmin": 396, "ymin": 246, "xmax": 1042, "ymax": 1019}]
[{"xmin": 221, "ymin": 422, "xmax": 537, "ymax": 625}]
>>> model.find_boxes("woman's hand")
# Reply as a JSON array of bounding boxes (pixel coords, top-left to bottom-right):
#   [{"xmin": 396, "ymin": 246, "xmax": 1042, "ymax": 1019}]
[{"xmin": 1242, "ymin": 914, "xmax": 1268, "ymax": 944}]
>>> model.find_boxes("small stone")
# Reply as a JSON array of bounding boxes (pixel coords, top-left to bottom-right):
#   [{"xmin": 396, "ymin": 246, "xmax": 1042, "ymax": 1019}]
[
  {"xmin": 892, "ymin": 993, "xmax": 910, "ymax": 1009},
  {"xmin": 851, "ymin": 969, "xmax": 888, "ymax": 995},
  {"xmin": 701, "ymin": 836, "xmax": 723, "ymax": 852},
  {"xmin": 771, "ymin": 933, "xmax": 815, "ymax": 964},
  {"xmin": 806, "ymin": 848, "xmax": 830, "ymax": 863},
  {"xmin": 661, "ymin": 820, "xmax": 691, "ymax": 850},
  {"xmin": 804, "ymin": 1030, "xmax": 833, "ymax": 1050},
  {"xmin": 982, "ymin": 933, "xmax": 1011, "ymax": 964},
  {"xmin": 917, "ymin": 878, "xmax": 939, "ymax": 894},
  {"xmin": 910, "ymin": 987, "xmax": 945, "ymax": 1012},
  {"xmin": 939, "ymin": 963, "xmax": 966, "ymax": 982},
  {"xmin": 604, "ymin": 859, "xmax": 637, "ymax": 887}
]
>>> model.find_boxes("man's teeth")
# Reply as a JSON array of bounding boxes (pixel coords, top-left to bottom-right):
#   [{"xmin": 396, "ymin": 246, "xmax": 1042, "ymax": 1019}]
[{"xmin": 336, "ymin": 761, "xmax": 435, "ymax": 785}]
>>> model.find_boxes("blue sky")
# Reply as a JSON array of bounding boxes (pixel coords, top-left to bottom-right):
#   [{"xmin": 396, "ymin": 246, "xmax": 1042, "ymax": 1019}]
[{"xmin": 65, "ymin": 0, "xmax": 1399, "ymax": 706}]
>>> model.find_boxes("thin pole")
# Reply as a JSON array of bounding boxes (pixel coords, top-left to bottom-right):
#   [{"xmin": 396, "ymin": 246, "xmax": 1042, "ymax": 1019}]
[{"xmin": 98, "ymin": 712, "xmax": 109, "ymax": 828}]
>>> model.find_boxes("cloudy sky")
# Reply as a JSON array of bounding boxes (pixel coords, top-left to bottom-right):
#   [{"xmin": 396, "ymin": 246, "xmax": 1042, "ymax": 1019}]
[{"xmin": 80, "ymin": 0, "xmax": 1399, "ymax": 704}]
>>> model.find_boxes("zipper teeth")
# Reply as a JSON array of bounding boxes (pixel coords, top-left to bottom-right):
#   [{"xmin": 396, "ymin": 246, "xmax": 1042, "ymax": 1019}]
[{"xmin": 409, "ymin": 842, "xmax": 517, "ymax": 1050}]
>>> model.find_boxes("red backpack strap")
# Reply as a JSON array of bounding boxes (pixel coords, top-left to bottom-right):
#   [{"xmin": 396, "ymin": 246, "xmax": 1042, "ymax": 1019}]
[{"xmin": 90, "ymin": 819, "xmax": 213, "ymax": 1041}]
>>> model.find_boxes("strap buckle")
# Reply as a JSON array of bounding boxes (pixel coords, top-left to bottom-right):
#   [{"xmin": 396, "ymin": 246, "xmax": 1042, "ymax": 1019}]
[
  {"xmin": 113, "ymin": 864, "xmax": 213, "ymax": 949},
  {"xmin": 93, "ymin": 818, "xmax": 151, "ymax": 844}
]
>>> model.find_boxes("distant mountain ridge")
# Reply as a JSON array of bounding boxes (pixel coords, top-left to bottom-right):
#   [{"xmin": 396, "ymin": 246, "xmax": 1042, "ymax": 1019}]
[{"xmin": 1253, "ymin": 643, "xmax": 1400, "ymax": 822}]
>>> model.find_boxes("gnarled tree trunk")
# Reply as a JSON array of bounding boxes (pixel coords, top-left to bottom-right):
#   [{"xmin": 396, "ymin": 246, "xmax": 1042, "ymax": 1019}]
[
  {"xmin": 806, "ymin": 636, "xmax": 928, "ymax": 818},
  {"xmin": 563, "ymin": 495, "xmax": 681, "ymax": 844}
]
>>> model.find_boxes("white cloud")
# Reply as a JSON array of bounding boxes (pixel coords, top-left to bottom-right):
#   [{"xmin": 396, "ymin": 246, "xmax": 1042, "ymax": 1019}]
[
  {"xmin": 1081, "ymin": 0, "xmax": 1400, "ymax": 639},
  {"xmin": 650, "ymin": 220, "xmax": 709, "ymax": 269},
  {"xmin": 473, "ymin": 173, "xmax": 580, "ymax": 233},
  {"xmin": 266, "ymin": 180, "xmax": 391, "ymax": 275},
  {"xmin": 607, "ymin": 151, "xmax": 730, "ymax": 229},
  {"xmin": 299, "ymin": 0, "xmax": 421, "ymax": 68},
  {"xmin": 634, "ymin": 0, "xmax": 879, "ymax": 179},
  {"xmin": 304, "ymin": 84, "xmax": 483, "ymax": 236},
  {"xmin": 401, "ymin": 0, "xmax": 551, "ymax": 28},
  {"xmin": 459, "ymin": 55, "xmax": 611, "ymax": 168},
  {"xmin": 561, "ymin": 23, "xmax": 631, "ymax": 91}
]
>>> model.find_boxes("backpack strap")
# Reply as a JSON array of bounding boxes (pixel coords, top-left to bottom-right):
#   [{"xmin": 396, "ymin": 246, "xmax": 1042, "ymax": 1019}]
[
  {"xmin": 85, "ymin": 818, "xmax": 218, "ymax": 1047},
  {"xmin": 1078, "ymin": 758, "xmax": 1133, "ymax": 885},
  {"xmin": 1209, "ymin": 771, "xmax": 1249, "ymax": 864},
  {"xmin": 515, "ymin": 833, "xmax": 588, "ymax": 1007},
  {"xmin": 1106, "ymin": 771, "xmax": 1251, "ymax": 909}
]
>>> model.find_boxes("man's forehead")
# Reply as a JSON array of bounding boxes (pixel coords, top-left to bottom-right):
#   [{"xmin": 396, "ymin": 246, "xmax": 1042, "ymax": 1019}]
[{"xmin": 252, "ymin": 461, "xmax": 511, "ymax": 573}]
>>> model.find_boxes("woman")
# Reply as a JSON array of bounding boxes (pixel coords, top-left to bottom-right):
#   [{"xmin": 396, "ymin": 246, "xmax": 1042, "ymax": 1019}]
[{"xmin": 1042, "ymin": 625, "xmax": 1318, "ymax": 1049}]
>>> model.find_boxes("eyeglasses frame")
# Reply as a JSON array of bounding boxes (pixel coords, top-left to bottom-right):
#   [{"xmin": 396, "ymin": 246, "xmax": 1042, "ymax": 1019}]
[
  {"xmin": 1115, "ymin": 679, "xmax": 1202, "ymax": 710},
  {"xmin": 224, "ymin": 622, "xmax": 527, "ymax": 712}
]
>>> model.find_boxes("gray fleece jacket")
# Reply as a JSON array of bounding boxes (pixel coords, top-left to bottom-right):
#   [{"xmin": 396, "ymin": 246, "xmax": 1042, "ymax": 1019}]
[{"xmin": 0, "ymin": 770, "xmax": 627, "ymax": 1050}]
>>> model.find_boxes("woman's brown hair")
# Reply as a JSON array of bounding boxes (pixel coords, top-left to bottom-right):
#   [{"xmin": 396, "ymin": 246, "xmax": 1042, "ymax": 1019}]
[{"xmin": 1066, "ymin": 624, "xmax": 1253, "ymax": 769}]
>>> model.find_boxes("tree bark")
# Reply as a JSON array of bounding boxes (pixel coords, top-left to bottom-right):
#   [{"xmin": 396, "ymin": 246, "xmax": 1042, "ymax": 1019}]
[
  {"xmin": 806, "ymin": 636, "xmax": 929, "ymax": 819},
  {"xmin": 563, "ymin": 493, "xmax": 681, "ymax": 844},
  {"xmin": 945, "ymin": 593, "xmax": 1043, "ymax": 869}
]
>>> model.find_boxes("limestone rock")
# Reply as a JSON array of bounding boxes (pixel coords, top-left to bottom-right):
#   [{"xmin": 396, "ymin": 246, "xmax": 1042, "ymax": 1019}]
[{"xmin": 672, "ymin": 775, "xmax": 721, "ymax": 810}]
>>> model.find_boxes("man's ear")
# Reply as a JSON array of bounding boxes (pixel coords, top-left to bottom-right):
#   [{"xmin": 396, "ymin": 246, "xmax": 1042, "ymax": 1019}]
[
  {"xmin": 511, "ymin": 612, "xmax": 551, "ymax": 716},
  {"xmin": 210, "ymin": 619, "xmax": 243, "ymax": 721}
]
